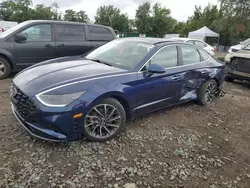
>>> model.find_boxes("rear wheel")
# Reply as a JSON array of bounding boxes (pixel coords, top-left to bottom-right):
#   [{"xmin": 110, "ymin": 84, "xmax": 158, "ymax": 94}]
[
  {"xmin": 0, "ymin": 57, "xmax": 11, "ymax": 80},
  {"xmin": 197, "ymin": 80, "xmax": 218, "ymax": 106},
  {"xmin": 83, "ymin": 98, "xmax": 126, "ymax": 142}
]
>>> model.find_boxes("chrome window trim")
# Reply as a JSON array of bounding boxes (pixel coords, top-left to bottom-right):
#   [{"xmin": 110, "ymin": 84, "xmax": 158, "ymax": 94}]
[{"xmin": 138, "ymin": 44, "xmax": 211, "ymax": 73}]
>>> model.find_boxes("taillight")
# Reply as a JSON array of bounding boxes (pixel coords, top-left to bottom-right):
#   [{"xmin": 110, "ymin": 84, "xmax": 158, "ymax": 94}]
[{"xmin": 212, "ymin": 47, "xmax": 216, "ymax": 52}]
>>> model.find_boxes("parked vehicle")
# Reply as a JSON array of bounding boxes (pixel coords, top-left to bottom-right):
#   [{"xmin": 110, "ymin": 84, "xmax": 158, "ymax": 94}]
[
  {"xmin": 0, "ymin": 20, "xmax": 117, "ymax": 79},
  {"xmin": 0, "ymin": 21, "xmax": 18, "ymax": 31},
  {"xmin": 11, "ymin": 38, "xmax": 225, "ymax": 142},
  {"xmin": 170, "ymin": 37, "xmax": 216, "ymax": 56},
  {"xmin": 225, "ymin": 38, "xmax": 250, "ymax": 62},
  {"xmin": 225, "ymin": 44, "xmax": 250, "ymax": 82}
]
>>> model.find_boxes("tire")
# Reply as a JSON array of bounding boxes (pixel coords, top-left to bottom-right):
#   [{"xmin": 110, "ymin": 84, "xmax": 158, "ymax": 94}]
[
  {"xmin": 83, "ymin": 98, "xmax": 126, "ymax": 142},
  {"xmin": 0, "ymin": 57, "xmax": 11, "ymax": 80},
  {"xmin": 225, "ymin": 76, "xmax": 234, "ymax": 82},
  {"xmin": 197, "ymin": 79, "xmax": 218, "ymax": 106}
]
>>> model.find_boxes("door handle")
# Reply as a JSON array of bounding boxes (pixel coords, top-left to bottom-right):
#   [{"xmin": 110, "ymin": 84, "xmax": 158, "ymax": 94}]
[
  {"xmin": 172, "ymin": 75, "xmax": 181, "ymax": 80},
  {"xmin": 45, "ymin": 44, "xmax": 53, "ymax": 48},
  {"xmin": 57, "ymin": 44, "xmax": 65, "ymax": 47}
]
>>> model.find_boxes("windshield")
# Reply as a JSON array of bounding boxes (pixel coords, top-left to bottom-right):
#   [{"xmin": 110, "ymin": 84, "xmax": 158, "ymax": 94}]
[
  {"xmin": 244, "ymin": 44, "xmax": 250, "ymax": 50},
  {"xmin": 0, "ymin": 21, "xmax": 28, "ymax": 38},
  {"xmin": 241, "ymin": 38, "xmax": 250, "ymax": 45},
  {"xmin": 86, "ymin": 39, "xmax": 154, "ymax": 69}
]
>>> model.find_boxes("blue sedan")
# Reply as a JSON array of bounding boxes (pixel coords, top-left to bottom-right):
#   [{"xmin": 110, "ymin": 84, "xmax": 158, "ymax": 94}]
[{"xmin": 10, "ymin": 38, "xmax": 225, "ymax": 142}]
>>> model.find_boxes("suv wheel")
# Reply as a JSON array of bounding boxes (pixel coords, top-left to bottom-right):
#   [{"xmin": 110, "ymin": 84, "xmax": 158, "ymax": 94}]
[
  {"xmin": 83, "ymin": 98, "xmax": 126, "ymax": 142},
  {"xmin": 0, "ymin": 57, "xmax": 11, "ymax": 80}
]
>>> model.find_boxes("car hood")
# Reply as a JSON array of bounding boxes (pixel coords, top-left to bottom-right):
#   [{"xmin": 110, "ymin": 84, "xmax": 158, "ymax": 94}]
[
  {"xmin": 13, "ymin": 57, "xmax": 126, "ymax": 97},
  {"xmin": 231, "ymin": 44, "xmax": 244, "ymax": 50},
  {"xmin": 231, "ymin": 50, "xmax": 250, "ymax": 59}
]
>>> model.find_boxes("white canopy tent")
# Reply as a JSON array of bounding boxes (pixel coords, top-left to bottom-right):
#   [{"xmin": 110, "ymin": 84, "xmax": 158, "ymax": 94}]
[{"xmin": 188, "ymin": 26, "xmax": 219, "ymax": 43}]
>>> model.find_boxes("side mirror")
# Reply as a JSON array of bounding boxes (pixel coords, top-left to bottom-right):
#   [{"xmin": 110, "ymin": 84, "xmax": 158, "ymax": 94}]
[
  {"xmin": 14, "ymin": 33, "xmax": 27, "ymax": 42},
  {"xmin": 148, "ymin": 64, "xmax": 166, "ymax": 74},
  {"xmin": 240, "ymin": 41, "xmax": 242, "ymax": 44}
]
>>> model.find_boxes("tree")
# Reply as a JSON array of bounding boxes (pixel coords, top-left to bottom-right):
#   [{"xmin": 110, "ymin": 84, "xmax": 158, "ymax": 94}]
[
  {"xmin": 135, "ymin": 2, "xmax": 151, "ymax": 34},
  {"xmin": 95, "ymin": 5, "xmax": 129, "ymax": 32},
  {"xmin": 51, "ymin": 2, "xmax": 60, "ymax": 20},
  {"xmin": 32, "ymin": 4, "xmax": 53, "ymax": 20},
  {"xmin": 150, "ymin": 3, "xmax": 176, "ymax": 37},
  {"xmin": 64, "ymin": 9, "xmax": 77, "ymax": 21},
  {"xmin": 135, "ymin": 2, "xmax": 176, "ymax": 37},
  {"xmin": 76, "ymin": 10, "xmax": 89, "ymax": 23}
]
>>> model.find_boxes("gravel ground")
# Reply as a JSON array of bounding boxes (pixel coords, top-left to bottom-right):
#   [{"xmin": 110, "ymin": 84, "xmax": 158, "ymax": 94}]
[{"xmin": 1, "ymin": 78, "xmax": 250, "ymax": 188}]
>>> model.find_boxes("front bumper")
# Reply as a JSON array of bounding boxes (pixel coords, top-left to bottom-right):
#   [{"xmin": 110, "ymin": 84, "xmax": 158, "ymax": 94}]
[{"xmin": 11, "ymin": 103, "xmax": 81, "ymax": 142}]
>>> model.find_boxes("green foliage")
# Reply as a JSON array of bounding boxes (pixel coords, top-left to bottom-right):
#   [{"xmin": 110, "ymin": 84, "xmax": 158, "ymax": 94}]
[
  {"xmin": 64, "ymin": 9, "xmax": 77, "ymax": 21},
  {"xmin": 135, "ymin": 2, "xmax": 151, "ymax": 34},
  {"xmin": 95, "ymin": 5, "xmax": 129, "ymax": 32},
  {"xmin": 135, "ymin": 2, "xmax": 177, "ymax": 37},
  {"xmin": 0, "ymin": 0, "xmax": 89, "ymax": 23}
]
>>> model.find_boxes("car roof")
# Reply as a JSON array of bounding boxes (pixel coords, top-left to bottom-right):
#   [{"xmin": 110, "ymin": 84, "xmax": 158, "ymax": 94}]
[
  {"xmin": 117, "ymin": 37, "xmax": 185, "ymax": 45},
  {"xmin": 21, "ymin": 20, "xmax": 113, "ymax": 29}
]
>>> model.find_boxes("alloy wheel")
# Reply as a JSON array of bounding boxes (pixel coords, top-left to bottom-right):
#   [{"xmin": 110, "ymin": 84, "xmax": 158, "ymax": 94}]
[
  {"xmin": 204, "ymin": 81, "xmax": 217, "ymax": 103},
  {"xmin": 0, "ymin": 62, "xmax": 6, "ymax": 76},
  {"xmin": 84, "ymin": 104, "xmax": 121, "ymax": 139}
]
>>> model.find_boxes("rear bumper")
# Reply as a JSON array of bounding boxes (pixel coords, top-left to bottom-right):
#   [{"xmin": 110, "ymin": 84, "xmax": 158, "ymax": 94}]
[{"xmin": 11, "ymin": 103, "xmax": 68, "ymax": 142}]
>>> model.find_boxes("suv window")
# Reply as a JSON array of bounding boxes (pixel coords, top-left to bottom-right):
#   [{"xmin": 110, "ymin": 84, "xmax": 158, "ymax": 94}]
[
  {"xmin": 194, "ymin": 40, "xmax": 206, "ymax": 48},
  {"xmin": 56, "ymin": 24, "xmax": 85, "ymax": 41},
  {"xmin": 88, "ymin": 26, "xmax": 114, "ymax": 41},
  {"xmin": 150, "ymin": 46, "xmax": 178, "ymax": 68},
  {"xmin": 181, "ymin": 45, "xmax": 200, "ymax": 65},
  {"xmin": 20, "ymin": 24, "xmax": 52, "ymax": 41}
]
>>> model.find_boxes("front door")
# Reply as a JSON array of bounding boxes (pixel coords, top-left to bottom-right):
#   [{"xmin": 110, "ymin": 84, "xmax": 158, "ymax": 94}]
[
  {"xmin": 133, "ymin": 45, "xmax": 185, "ymax": 116},
  {"xmin": 14, "ymin": 24, "xmax": 55, "ymax": 69}
]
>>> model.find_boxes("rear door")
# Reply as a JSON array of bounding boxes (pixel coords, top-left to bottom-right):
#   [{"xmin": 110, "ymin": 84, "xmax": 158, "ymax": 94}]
[
  {"xmin": 14, "ymin": 23, "xmax": 55, "ymax": 68},
  {"xmin": 86, "ymin": 25, "xmax": 115, "ymax": 48},
  {"xmin": 176, "ymin": 44, "xmax": 212, "ymax": 101},
  {"xmin": 55, "ymin": 24, "xmax": 92, "ymax": 57}
]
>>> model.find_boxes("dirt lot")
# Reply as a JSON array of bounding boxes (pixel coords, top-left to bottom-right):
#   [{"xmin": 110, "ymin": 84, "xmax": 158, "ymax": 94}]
[{"xmin": 0, "ymin": 78, "xmax": 250, "ymax": 188}]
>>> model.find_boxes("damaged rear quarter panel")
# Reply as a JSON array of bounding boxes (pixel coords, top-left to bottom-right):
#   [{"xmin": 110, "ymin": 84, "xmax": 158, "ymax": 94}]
[{"xmin": 179, "ymin": 60, "xmax": 225, "ymax": 101}]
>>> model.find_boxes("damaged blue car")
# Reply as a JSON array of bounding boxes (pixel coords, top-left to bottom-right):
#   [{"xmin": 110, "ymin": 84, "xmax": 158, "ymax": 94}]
[{"xmin": 11, "ymin": 38, "xmax": 225, "ymax": 142}]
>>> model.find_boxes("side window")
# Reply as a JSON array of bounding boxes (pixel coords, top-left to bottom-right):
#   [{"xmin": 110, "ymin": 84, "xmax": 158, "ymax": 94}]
[
  {"xmin": 88, "ymin": 26, "xmax": 114, "ymax": 41},
  {"xmin": 198, "ymin": 49, "xmax": 209, "ymax": 61},
  {"xmin": 186, "ymin": 40, "xmax": 194, "ymax": 45},
  {"xmin": 150, "ymin": 46, "xmax": 178, "ymax": 68},
  {"xmin": 181, "ymin": 45, "xmax": 201, "ymax": 65},
  {"xmin": 194, "ymin": 40, "xmax": 206, "ymax": 48},
  {"xmin": 20, "ymin": 24, "xmax": 52, "ymax": 41},
  {"xmin": 56, "ymin": 24, "xmax": 85, "ymax": 41}
]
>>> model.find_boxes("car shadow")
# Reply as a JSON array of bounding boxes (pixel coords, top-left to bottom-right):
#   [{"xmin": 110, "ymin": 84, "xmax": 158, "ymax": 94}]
[{"xmin": 228, "ymin": 80, "xmax": 250, "ymax": 89}]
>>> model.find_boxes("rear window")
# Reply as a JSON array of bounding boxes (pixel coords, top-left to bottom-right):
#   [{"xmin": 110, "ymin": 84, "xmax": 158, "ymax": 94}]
[
  {"xmin": 198, "ymin": 49, "xmax": 209, "ymax": 61},
  {"xmin": 56, "ymin": 24, "xmax": 85, "ymax": 41},
  {"xmin": 88, "ymin": 26, "xmax": 114, "ymax": 41},
  {"xmin": 181, "ymin": 45, "xmax": 201, "ymax": 65}
]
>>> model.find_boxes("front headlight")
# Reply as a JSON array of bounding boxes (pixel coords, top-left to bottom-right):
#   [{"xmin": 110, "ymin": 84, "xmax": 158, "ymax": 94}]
[{"xmin": 36, "ymin": 91, "xmax": 86, "ymax": 107}]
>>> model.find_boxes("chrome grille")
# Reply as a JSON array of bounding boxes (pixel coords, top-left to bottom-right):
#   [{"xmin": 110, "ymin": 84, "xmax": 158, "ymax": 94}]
[{"xmin": 232, "ymin": 58, "xmax": 250, "ymax": 74}]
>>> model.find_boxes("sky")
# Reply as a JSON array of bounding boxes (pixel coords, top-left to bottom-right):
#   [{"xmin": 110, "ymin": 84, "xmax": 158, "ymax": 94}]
[{"xmin": 33, "ymin": 0, "xmax": 218, "ymax": 22}]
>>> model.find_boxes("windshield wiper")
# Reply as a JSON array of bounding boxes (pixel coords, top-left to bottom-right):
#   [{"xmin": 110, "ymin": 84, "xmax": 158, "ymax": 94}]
[{"xmin": 87, "ymin": 58, "xmax": 112, "ymax": 66}]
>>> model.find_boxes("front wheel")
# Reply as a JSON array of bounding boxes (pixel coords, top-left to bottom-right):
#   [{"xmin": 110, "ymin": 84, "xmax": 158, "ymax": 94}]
[
  {"xmin": 0, "ymin": 57, "xmax": 11, "ymax": 80},
  {"xmin": 83, "ymin": 98, "xmax": 126, "ymax": 142},
  {"xmin": 197, "ymin": 80, "xmax": 218, "ymax": 106}
]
